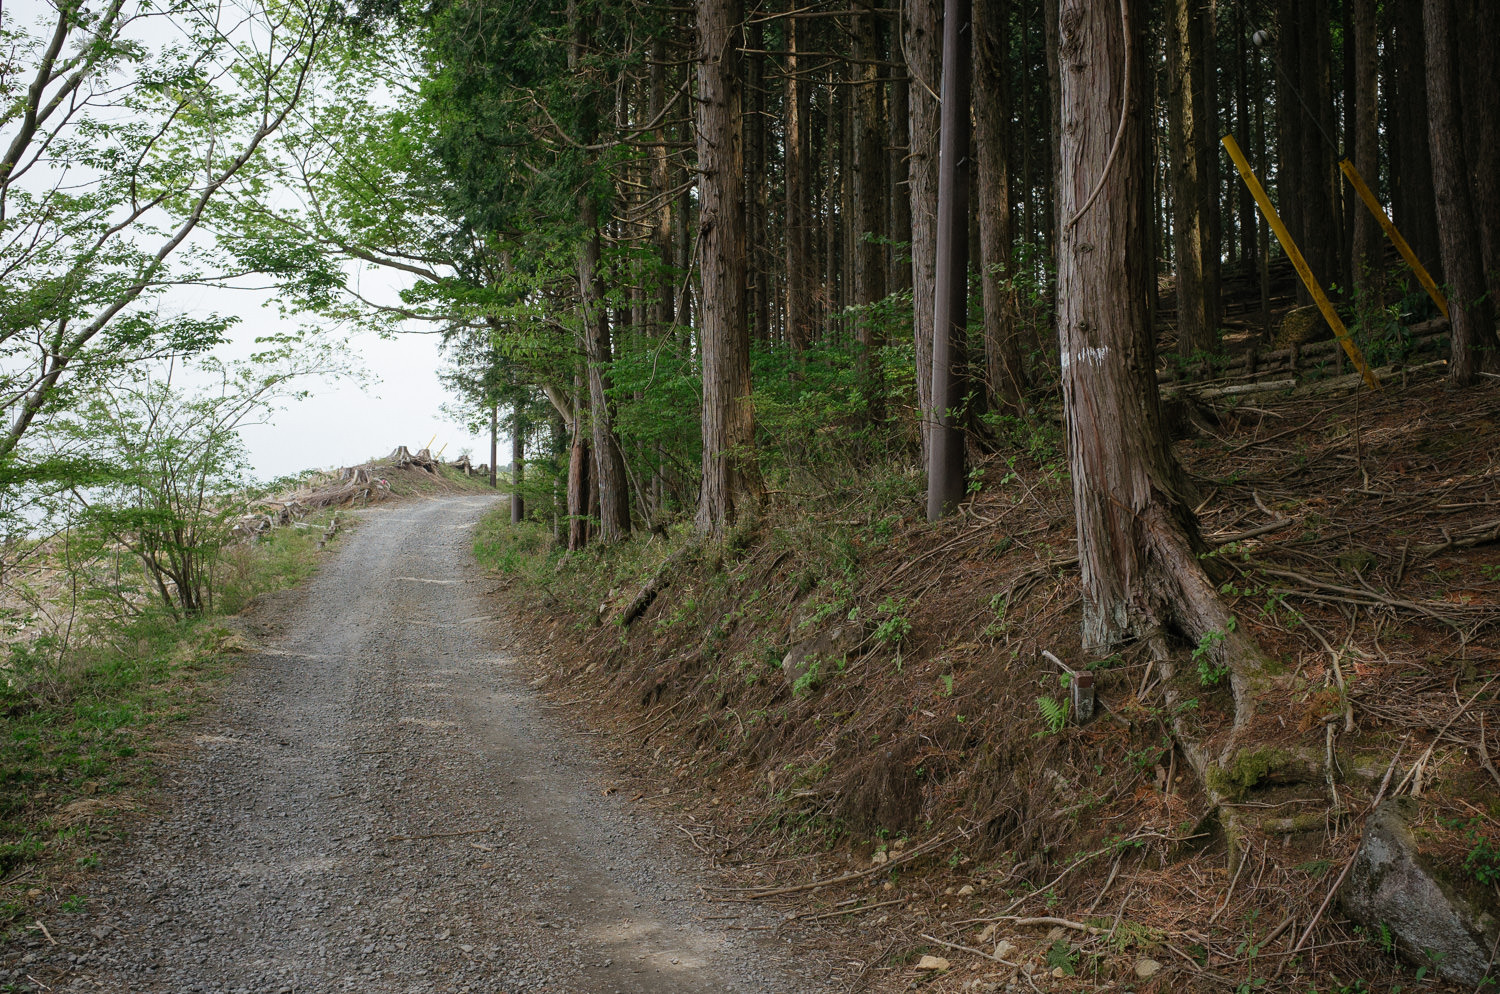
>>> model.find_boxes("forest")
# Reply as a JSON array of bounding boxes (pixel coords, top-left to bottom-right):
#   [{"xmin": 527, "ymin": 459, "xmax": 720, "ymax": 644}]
[{"xmin": 3, "ymin": 0, "xmax": 1500, "ymax": 989}]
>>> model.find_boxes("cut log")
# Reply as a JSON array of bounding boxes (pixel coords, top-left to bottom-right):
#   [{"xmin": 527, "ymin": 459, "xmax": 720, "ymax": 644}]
[{"xmin": 615, "ymin": 545, "xmax": 697, "ymax": 627}]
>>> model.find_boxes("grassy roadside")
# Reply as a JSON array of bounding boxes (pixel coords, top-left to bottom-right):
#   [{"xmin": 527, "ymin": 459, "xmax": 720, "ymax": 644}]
[{"xmin": 0, "ymin": 510, "xmax": 349, "ymax": 928}]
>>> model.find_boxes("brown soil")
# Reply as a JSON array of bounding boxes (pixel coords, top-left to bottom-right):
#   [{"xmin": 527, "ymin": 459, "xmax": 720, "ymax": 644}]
[{"xmin": 493, "ymin": 364, "xmax": 1500, "ymax": 993}]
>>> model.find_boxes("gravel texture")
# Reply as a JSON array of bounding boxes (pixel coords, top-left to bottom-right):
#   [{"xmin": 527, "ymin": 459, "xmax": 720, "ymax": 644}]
[{"xmin": 14, "ymin": 496, "xmax": 836, "ymax": 993}]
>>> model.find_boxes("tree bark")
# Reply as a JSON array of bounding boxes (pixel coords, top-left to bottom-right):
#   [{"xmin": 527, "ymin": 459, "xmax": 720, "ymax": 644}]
[
  {"xmin": 1350, "ymin": 0, "xmax": 1380, "ymax": 294},
  {"xmin": 1196, "ymin": 0, "xmax": 1220, "ymax": 332},
  {"xmin": 578, "ymin": 204, "xmax": 632, "ymax": 544},
  {"xmin": 1392, "ymin": 0, "xmax": 1441, "ymax": 283},
  {"xmin": 1424, "ymin": 0, "xmax": 1500, "ymax": 385},
  {"xmin": 1274, "ymin": 0, "xmax": 1304, "ymax": 300},
  {"xmin": 888, "ymin": 53, "xmax": 913, "ymax": 295},
  {"xmin": 975, "ymin": 0, "xmax": 1024, "ymax": 411},
  {"xmin": 852, "ymin": 1, "xmax": 889, "ymax": 419},
  {"xmin": 567, "ymin": 381, "xmax": 591, "ymax": 550},
  {"xmin": 1166, "ymin": 0, "xmax": 1207, "ymax": 356},
  {"xmin": 651, "ymin": 37, "xmax": 676, "ymax": 335},
  {"xmin": 510, "ymin": 404, "xmax": 525, "ymax": 524},
  {"xmin": 745, "ymin": 16, "xmax": 770, "ymax": 345},
  {"xmin": 1457, "ymin": 0, "xmax": 1500, "ymax": 306},
  {"xmin": 926, "ymin": 0, "xmax": 971, "ymax": 521},
  {"xmin": 1298, "ymin": 0, "xmax": 1337, "ymax": 299},
  {"xmin": 1057, "ymin": 0, "xmax": 1261, "ymax": 727},
  {"xmin": 695, "ymin": 0, "xmax": 760, "ymax": 535},
  {"xmin": 489, "ymin": 402, "xmax": 498, "ymax": 490},
  {"xmin": 784, "ymin": 10, "xmax": 813, "ymax": 352},
  {"xmin": 906, "ymin": 0, "xmax": 941, "ymax": 464}
]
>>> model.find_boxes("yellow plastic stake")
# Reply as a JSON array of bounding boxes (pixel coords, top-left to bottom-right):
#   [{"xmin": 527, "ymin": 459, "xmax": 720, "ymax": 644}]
[
  {"xmin": 1338, "ymin": 158, "xmax": 1449, "ymax": 319},
  {"xmin": 424, "ymin": 433, "xmax": 437, "ymax": 453},
  {"xmin": 1221, "ymin": 135, "xmax": 1379, "ymax": 390}
]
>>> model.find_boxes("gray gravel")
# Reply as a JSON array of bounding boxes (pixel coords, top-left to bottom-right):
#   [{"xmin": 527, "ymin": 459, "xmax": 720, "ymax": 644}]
[{"xmin": 13, "ymin": 496, "xmax": 838, "ymax": 993}]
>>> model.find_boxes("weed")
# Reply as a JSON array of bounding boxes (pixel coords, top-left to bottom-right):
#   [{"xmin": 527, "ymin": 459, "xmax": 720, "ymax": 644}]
[
  {"xmin": 1044, "ymin": 939, "xmax": 1078, "ymax": 975},
  {"xmin": 1460, "ymin": 823, "xmax": 1500, "ymax": 886},
  {"xmin": 872, "ymin": 595, "xmax": 912, "ymax": 648},
  {"xmin": 1194, "ymin": 617, "xmax": 1236, "ymax": 686}
]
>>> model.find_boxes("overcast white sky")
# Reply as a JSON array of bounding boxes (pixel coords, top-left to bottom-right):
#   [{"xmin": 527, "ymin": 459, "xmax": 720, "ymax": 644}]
[
  {"xmin": 4, "ymin": 0, "xmax": 493, "ymax": 483},
  {"xmin": 172, "ymin": 276, "xmax": 492, "ymax": 483}
]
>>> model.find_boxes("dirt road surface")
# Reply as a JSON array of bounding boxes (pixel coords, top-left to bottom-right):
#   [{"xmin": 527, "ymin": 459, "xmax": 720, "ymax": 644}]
[{"xmin": 29, "ymin": 496, "xmax": 838, "ymax": 993}]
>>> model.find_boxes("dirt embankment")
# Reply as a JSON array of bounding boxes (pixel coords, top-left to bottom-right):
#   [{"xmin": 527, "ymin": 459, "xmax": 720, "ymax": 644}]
[{"xmin": 497, "ymin": 370, "xmax": 1500, "ymax": 992}]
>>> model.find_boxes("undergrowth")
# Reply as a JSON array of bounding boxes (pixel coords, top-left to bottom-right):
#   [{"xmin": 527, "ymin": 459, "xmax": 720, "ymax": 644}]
[
  {"xmin": 479, "ymin": 375, "xmax": 1500, "ymax": 992},
  {"xmin": 0, "ymin": 510, "xmax": 347, "ymax": 927}
]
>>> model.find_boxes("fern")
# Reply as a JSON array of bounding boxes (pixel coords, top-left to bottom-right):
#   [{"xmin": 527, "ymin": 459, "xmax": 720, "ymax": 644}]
[{"xmin": 1035, "ymin": 695, "xmax": 1069, "ymax": 735}]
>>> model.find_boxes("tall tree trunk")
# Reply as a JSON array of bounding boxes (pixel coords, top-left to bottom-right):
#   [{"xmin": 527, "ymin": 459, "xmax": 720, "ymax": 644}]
[
  {"xmin": 1424, "ymin": 0, "xmax": 1500, "ymax": 385},
  {"xmin": 825, "ymin": 75, "xmax": 841, "ymax": 337},
  {"xmin": 577, "ymin": 206, "xmax": 632, "ymax": 544},
  {"xmin": 651, "ymin": 37, "xmax": 676, "ymax": 335},
  {"xmin": 853, "ymin": 1, "xmax": 889, "ymax": 419},
  {"xmin": 888, "ymin": 54, "xmax": 913, "ymax": 295},
  {"xmin": 511, "ymin": 404, "xmax": 525, "ymax": 524},
  {"xmin": 975, "ymin": 0, "xmax": 1024, "ymax": 411},
  {"xmin": 696, "ymin": 0, "xmax": 759, "ymax": 535},
  {"xmin": 489, "ymin": 402, "xmax": 498, "ymax": 490},
  {"xmin": 1233, "ymin": 1, "xmax": 1254, "ymax": 275},
  {"xmin": 1350, "ymin": 0, "xmax": 1380, "ymax": 294},
  {"xmin": 745, "ymin": 17, "xmax": 770, "ymax": 345},
  {"xmin": 1196, "ymin": 0, "xmax": 1220, "ymax": 332},
  {"xmin": 785, "ymin": 11, "xmax": 813, "ymax": 352},
  {"xmin": 1058, "ymin": 0, "xmax": 1262, "ymax": 733},
  {"xmin": 1298, "ymin": 0, "xmax": 1337, "ymax": 299},
  {"xmin": 905, "ymin": 0, "xmax": 941, "ymax": 464},
  {"xmin": 1042, "ymin": 0, "xmax": 1061, "ymax": 268},
  {"xmin": 1275, "ymin": 0, "xmax": 1305, "ymax": 301},
  {"xmin": 1392, "ymin": 0, "xmax": 1441, "ymax": 284},
  {"xmin": 567, "ymin": 380, "xmax": 591, "ymax": 550},
  {"xmin": 1167, "ymin": 0, "xmax": 1207, "ymax": 356},
  {"xmin": 1457, "ymin": 0, "xmax": 1500, "ymax": 306},
  {"xmin": 927, "ymin": 0, "xmax": 970, "ymax": 521}
]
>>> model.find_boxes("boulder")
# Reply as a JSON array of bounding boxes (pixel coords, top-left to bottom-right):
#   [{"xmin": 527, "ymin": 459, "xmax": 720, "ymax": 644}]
[
  {"xmin": 1275, "ymin": 304, "xmax": 1330, "ymax": 348},
  {"xmin": 1339, "ymin": 797, "xmax": 1499, "ymax": 985}
]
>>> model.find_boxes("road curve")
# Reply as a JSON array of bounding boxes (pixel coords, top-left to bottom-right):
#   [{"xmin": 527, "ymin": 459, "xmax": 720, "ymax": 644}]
[{"xmin": 37, "ymin": 496, "xmax": 834, "ymax": 993}]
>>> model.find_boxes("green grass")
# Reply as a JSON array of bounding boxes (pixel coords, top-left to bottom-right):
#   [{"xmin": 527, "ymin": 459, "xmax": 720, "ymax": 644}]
[{"xmin": 0, "ymin": 508, "xmax": 347, "ymax": 924}]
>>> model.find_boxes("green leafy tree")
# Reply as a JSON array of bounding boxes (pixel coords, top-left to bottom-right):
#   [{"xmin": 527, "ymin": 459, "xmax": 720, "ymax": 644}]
[{"xmin": 1, "ymin": 0, "xmax": 334, "ymax": 464}]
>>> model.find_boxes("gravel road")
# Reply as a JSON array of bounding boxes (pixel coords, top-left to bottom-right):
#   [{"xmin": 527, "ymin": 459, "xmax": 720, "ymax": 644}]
[{"xmin": 18, "ymin": 496, "xmax": 838, "ymax": 993}]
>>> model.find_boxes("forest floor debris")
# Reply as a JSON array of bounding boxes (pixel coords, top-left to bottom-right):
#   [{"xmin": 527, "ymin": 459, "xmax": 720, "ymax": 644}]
[{"xmin": 486, "ymin": 369, "xmax": 1500, "ymax": 992}]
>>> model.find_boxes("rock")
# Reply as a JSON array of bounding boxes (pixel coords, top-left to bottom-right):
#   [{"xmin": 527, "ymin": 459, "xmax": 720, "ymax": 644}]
[
  {"xmin": 1339, "ymin": 797, "xmax": 1499, "ymax": 985},
  {"xmin": 871, "ymin": 850, "xmax": 889, "ymax": 866},
  {"xmin": 993, "ymin": 940, "xmax": 1017, "ymax": 960},
  {"xmin": 1134, "ymin": 958, "xmax": 1162, "ymax": 979},
  {"xmin": 1275, "ymin": 303, "xmax": 1330, "ymax": 348},
  {"xmin": 915, "ymin": 955, "xmax": 950, "ymax": 971},
  {"xmin": 780, "ymin": 625, "xmax": 856, "ymax": 692},
  {"xmin": 957, "ymin": 884, "xmax": 975, "ymax": 896},
  {"xmin": 975, "ymin": 923, "xmax": 997, "ymax": 943},
  {"xmin": 1051, "ymin": 967, "xmax": 1067, "ymax": 979}
]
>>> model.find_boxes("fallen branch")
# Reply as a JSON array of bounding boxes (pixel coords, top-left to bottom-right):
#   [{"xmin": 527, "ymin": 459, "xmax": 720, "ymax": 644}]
[
  {"xmin": 712, "ymin": 835, "xmax": 953, "ymax": 898},
  {"xmin": 616, "ymin": 544, "xmax": 696, "ymax": 627},
  {"xmin": 917, "ymin": 934, "xmax": 1041, "ymax": 994}
]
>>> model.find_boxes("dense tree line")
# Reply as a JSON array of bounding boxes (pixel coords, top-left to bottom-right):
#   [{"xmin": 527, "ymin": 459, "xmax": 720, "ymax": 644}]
[
  {"xmin": 280, "ymin": 0, "xmax": 1494, "ymax": 774},
  {"xmin": 320, "ymin": 0, "xmax": 1499, "ymax": 544}
]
